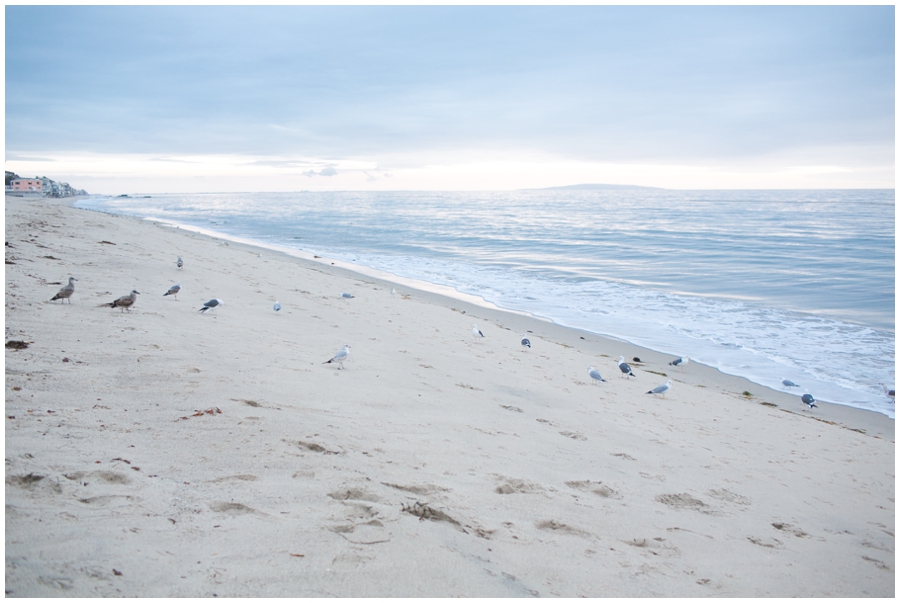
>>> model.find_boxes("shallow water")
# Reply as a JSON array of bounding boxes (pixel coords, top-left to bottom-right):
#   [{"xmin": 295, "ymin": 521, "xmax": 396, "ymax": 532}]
[{"xmin": 78, "ymin": 188, "xmax": 896, "ymax": 417}]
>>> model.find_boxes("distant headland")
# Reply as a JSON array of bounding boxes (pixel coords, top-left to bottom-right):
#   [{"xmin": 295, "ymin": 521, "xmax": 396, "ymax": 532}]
[{"xmin": 525, "ymin": 183, "xmax": 666, "ymax": 191}]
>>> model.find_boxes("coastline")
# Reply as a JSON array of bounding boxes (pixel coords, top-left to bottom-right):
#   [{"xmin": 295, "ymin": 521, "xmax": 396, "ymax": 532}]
[
  {"xmin": 74, "ymin": 192, "xmax": 897, "ymax": 420},
  {"xmin": 6, "ymin": 194, "xmax": 894, "ymax": 596},
  {"xmin": 83, "ymin": 198, "xmax": 894, "ymax": 433}
]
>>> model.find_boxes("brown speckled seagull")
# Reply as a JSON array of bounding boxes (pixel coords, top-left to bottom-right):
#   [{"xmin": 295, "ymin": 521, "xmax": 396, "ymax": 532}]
[{"xmin": 108, "ymin": 290, "xmax": 140, "ymax": 312}]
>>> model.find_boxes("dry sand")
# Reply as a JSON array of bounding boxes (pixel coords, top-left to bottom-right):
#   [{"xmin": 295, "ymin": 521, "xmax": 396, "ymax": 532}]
[{"xmin": 5, "ymin": 194, "xmax": 894, "ymax": 597}]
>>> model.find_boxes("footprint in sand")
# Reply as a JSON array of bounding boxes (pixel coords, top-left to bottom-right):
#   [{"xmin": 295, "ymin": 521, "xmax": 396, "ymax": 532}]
[
  {"xmin": 62, "ymin": 470, "xmax": 133, "ymax": 487},
  {"xmin": 328, "ymin": 487, "xmax": 381, "ymax": 502},
  {"xmin": 771, "ymin": 521, "xmax": 809, "ymax": 538},
  {"xmin": 623, "ymin": 537, "xmax": 681, "ymax": 558},
  {"xmin": 708, "ymin": 488, "xmax": 751, "ymax": 506},
  {"xmin": 77, "ymin": 494, "xmax": 139, "ymax": 506},
  {"xmin": 208, "ymin": 501, "xmax": 259, "ymax": 515},
  {"xmin": 494, "ymin": 477, "xmax": 546, "ymax": 495},
  {"xmin": 565, "ymin": 480, "xmax": 621, "ymax": 499},
  {"xmin": 747, "ymin": 536, "xmax": 784, "ymax": 549},
  {"xmin": 381, "ymin": 482, "xmax": 449, "ymax": 496},
  {"xmin": 535, "ymin": 519, "xmax": 592, "ymax": 538},
  {"xmin": 655, "ymin": 493, "xmax": 718, "ymax": 515},
  {"xmin": 7, "ymin": 473, "xmax": 63, "ymax": 494}
]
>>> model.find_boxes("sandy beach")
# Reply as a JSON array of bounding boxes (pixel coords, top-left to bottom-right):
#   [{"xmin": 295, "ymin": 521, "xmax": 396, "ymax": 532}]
[{"xmin": 5, "ymin": 194, "xmax": 894, "ymax": 597}]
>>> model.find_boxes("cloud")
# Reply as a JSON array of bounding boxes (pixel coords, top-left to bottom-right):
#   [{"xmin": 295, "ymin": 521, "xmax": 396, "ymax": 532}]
[
  {"xmin": 303, "ymin": 166, "xmax": 338, "ymax": 177},
  {"xmin": 5, "ymin": 154, "xmax": 57, "ymax": 162},
  {"xmin": 4, "ymin": 6, "xmax": 892, "ymax": 190}
]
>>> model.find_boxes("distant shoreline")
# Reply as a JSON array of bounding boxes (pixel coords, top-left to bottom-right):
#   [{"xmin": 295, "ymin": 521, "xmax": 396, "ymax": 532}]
[{"xmin": 523, "ymin": 183, "xmax": 666, "ymax": 191}]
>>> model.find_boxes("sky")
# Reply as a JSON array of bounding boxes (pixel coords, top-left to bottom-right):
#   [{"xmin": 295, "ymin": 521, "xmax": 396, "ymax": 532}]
[{"xmin": 5, "ymin": 5, "xmax": 895, "ymax": 193}]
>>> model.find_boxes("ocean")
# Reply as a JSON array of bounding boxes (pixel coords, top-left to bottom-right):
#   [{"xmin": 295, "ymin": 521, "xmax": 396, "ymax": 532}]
[{"xmin": 76, "ymin": 188, "xmax": 895, "ymax": 418}]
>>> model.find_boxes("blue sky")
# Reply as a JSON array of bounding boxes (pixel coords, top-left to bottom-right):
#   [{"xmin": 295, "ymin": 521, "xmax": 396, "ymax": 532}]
[{"xmin": 5, "ymin": 5, "xmax": 895, "ymax": 193}]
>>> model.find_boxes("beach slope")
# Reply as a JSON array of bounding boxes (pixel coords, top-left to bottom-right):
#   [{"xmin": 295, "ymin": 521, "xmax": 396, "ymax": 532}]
[{"xmin": 5, "ymin": 195, "xmax": 894, "ymax": 596}]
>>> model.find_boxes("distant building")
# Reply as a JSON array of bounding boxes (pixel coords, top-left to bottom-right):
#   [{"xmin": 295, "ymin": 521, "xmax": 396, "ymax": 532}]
[
  {"xmin": 6, "ymin": 175, "xmax": 86, "ymax": 197},
  {"xmin": 9, "ymin": 178, "xmax": 42, "ymax": 192}
]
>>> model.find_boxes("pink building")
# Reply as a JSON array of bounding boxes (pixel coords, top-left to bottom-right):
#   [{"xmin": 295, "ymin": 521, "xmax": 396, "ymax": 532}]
[{"xmin": 10, "ymin": 179, "xmax": 42, "ymax": 192}]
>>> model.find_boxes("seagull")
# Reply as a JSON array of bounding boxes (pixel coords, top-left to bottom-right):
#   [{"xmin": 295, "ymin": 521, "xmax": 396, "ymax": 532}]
[
  {"xmin": 669, "ymin": 357, "xmax": 689, "ymax": 370},
  {"xmin": 588, "ymin": 366, "xmax": 606, "ymax": 384},
  {"xmin": 471, "ymin": 323, "xmax": 485, "ymax": 340},
  {"xmin": 108, "ymin": 290, "xmax": 139, "ymax": 312},
  {"xmin": 323, "ymin": 344, "xmax": 351, "ymax": 369},
  {"xmin": 801, "ymin": 392, "xmax": 817, "ymax": 410},
  {"xmin": 273, "ymin": 301, "xmax": 281, "ymax": 312},
  {"xmin": 616, "ymin": 356, "xmax": 635, "ymax": 378},
  {"xmin": 520, "ymin": 333, "xmax": 531, "ymax": 351},
  {"xmin": 176, "ymin": 256, "xmax": 183, "ymax": 270},
  {"xmin": 341, "ymin": 292, "xmax": 355, "ymax": 298},
  {"xmin": 781, "ymin": 378, "xmax": 799, "ymax": 389},
  {"xmin": 198, "ymin": 298, "xmax": 224, "ymax": 315},
  {"xmin": 647, "ymin": 379, "xmax": 672, "ymax": 398},
  {"xmin": 50, "ymin": 277, "xmax": 77, "ymax": 303},
  {"xmin": 163, "ymin": 281, "xmax": 181, "ymax": 300},
  {"xmin": 390, "ymin": 288, "xmax": 397, "ymax": 295},
  {"xmin": 880, "ymin": 383, "xmax": 895, "ymax": 399}
]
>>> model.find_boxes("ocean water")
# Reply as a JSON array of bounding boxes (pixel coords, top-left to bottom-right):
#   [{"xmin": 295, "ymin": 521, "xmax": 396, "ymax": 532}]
[{"xmin": 76, "ymin": 189, "xmax": 896, "ymax": 418}]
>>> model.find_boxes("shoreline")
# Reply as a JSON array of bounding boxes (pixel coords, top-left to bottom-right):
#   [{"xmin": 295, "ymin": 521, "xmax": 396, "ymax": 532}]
[
  {"xmin": 76, "ymin": 195, "xmax": 896, "ymax": 431},
  {"xmin": 6, "ymin": 193, "xmax": 894, "ymax": 596}
]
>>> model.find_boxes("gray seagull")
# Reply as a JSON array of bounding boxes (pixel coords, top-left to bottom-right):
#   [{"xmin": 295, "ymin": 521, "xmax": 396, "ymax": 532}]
[
  {"xmin": 669, "ymin": 356, "xmax": 690, "ymax": 370},
  {"xmin": 50, "ymin": 277, "xmax": 77, "ymax": 303},
  {"xmin": 198, "ymin": 298, "xmax": 224, "ymax": 315},
  {"xmin": 801, "ymin": 392, "xmax": 817, "ymax": 410},
  {"xmin": 781, "ymin": 378, "xmax": 799, "ymax": 389},
  {"xmin": 323, "ymin": 344, "xmax": 351, "ymax": 369},
  {"xmin": 588, "ymin": 366, "xmax": 606, "ymax": 384},
  {"xmin": 163, "ymin": 281, "xmax": 181, "ymax": 300},
  {"xmin": 616, "ymin": 356, "xmax": 635, "ymax": 378},
  {"xmin": 647, "ymin": 379, "xmax": 673, "ymax": 398},
  {"xmin": 520, "ymin": 333, "xmax": 531, "ymax": 351}
]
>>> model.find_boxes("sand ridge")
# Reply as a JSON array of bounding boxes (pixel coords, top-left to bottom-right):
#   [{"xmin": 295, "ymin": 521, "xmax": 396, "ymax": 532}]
[{"xmin": 5, "ymin": 195, "xmax": 894, "ymax": 596}]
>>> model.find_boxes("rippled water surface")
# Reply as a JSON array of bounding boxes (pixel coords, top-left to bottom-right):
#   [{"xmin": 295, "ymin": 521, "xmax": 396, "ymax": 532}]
[{"xmin": 78, "ymin": 189, "xmax": 895, "ymax": 417}]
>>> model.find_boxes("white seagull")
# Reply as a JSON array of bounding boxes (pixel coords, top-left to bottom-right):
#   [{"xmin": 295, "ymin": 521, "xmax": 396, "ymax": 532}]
[
  {"xmin": 198, "ymin": 298, "xmax": 224, "ymax": 315},
  {"xmin": 647, "ymin": 379, "xmax": 672, "ymax": 398},
  {"xmin": 273, "ymin": 301, "xmax": 281, "ymax": 312},
  {"xmin": 520, "ymin": 333, "xmax": 531, "ymax": 351},
  {"xmin": 880, "ymin": 383, "xmax": 895, "ymax": 399},
  {"xmin": 588, "ymin": 366, "xmax": 606, "ymax": 384},
  {"xmin": 177, "ymin": 256, "xmax": 183, "ymax": 270},
  {"xmin": 616, "ymin": 356, "xmax": 635, "ymax": 378},
  {"xmin": 50, "ymin": 277, "xmax": 77, "ymax": 304},
  {"xmin": 669, "ymin": 356, "xmax": 689, "ymax": 370},
  {"xmin": 163, "ymin": 281, "xmax": 181, "ymax": 300},
  {"xmin": 390, "ymin": 287, "xmax": 397, "ymax": 295},
  {"xmin": 801, "ymin": 392, "xmax": 817, "ymax": 410},
  {"xmin": 781, "ymin": 378, "xmax": 799, "ymax": 389},
  {"xmin": 471, "ymin": 323, "xmax": 485, "ymax": 339},
  {"xmin": 323, "ymin": 344, "xmax": 351, "ymax": 369}
]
